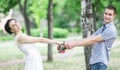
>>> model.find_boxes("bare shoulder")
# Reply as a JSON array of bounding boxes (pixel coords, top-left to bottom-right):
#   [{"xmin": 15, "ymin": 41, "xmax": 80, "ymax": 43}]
[
  {"xmin": 17, "ymin": 34, "xmax": 27, "ymax": 39},
  {"xmin": 17, "ymin": 34, "xmax": 28, "ymax": 44},
  {"xmin": 17, "ymin": 34, "xmax": 40, "ymax": 44}
]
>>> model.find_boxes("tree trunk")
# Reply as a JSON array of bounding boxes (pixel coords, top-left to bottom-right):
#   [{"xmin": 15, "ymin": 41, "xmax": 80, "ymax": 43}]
[
  {"xmin": 47, "ymin": 0, "xmax": 53, "ymax": 62},
  {"xmin": 16, "ymin": 0, "xmax": 31, "ymax": 35},
  {"xmin": 23, "ymin": 12, "xmax": 31, "ymax": 35},
  {"xmin": 81, "ymin": 0, "xmax": 95, "ymax": 70}
]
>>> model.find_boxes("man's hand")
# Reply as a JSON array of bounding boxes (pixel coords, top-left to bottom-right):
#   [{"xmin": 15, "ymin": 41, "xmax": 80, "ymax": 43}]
[{"xmin": 65, "ymin": 41, "xmax": 76, "ymax": 49}]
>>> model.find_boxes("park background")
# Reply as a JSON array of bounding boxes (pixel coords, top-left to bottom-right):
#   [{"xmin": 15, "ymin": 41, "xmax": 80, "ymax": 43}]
[{"xmin": 0, "ymin": 0, "xmax": 120, "ymax": 70}]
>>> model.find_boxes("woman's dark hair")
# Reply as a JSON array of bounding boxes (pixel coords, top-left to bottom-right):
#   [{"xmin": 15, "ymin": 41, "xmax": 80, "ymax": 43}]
[{"xmin": 4, "ymin": 19, "xmax": 16, "ymax": 34}]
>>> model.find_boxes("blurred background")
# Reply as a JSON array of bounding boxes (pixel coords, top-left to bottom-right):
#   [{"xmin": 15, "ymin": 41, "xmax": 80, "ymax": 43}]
[{"xmin": 0, "ymin": 0, "xmax": 120, "ymax": 70}]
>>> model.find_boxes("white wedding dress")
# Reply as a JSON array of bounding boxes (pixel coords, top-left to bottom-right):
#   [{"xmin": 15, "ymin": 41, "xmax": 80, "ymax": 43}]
[{"xmin": 15, "ymin": 34, "xmax": 43, "ymax": 70}]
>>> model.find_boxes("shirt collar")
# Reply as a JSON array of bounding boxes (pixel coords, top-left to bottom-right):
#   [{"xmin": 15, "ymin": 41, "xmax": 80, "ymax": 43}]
[{"xmin": 104, "ymin": 21, "xmax": 114, "ymax": 27}]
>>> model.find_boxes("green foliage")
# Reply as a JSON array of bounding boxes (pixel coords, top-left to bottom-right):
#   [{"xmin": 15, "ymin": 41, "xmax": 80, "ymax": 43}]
[
  {"xmin": 54, "ymin": 15, "xmax": 69, "ymax": 28},
  {"xmin": 93, "ymin": 0, "xmax": 120, "ymax": 16},
  {"xmin": 53, "ymin": 0, "xmax": 67, "ymax": 28},
  {"xmin": 31, "ymin": 28, "xmax": 69, "ymax": 38},
  {"xmin": 46, "ymin": 28, "xmax": 69, "ymax": 38},
  {"xmin": 0, "ymin": 35, "xmax": 14, "ymax": 41},
  {"xmin": 63, "ymin": 0, "xmax": 81, "ymax": 21},
  {"xmin": 28, "ymin": 0, "xmax": 48, "ymax": 27},
  {"xmin": 71, "ymin": 27, "xmax": 82, "ymax": 33},
  {"xmin": 0, "ymin": 0, "xmax": 17, "ymax": 13},
  {"xmin": 53, "ymin": 0, "xmax": 81, "ymax": 30},
  {"xmin": 0, "ymin": 35, "xmax": 13, "ymax": 41},
  {"xmin": 31, "ymin": 28, "xmax": 40, "ymax": 37},
  {"xmin": 0, "ymin": 30, "xmax": 14, "ymax": 41}
]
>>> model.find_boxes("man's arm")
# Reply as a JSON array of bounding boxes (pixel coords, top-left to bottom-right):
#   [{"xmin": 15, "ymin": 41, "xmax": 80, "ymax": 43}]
[{"xmin": 65, "ymin": 35, "xmax": 104, "ymax": 49}]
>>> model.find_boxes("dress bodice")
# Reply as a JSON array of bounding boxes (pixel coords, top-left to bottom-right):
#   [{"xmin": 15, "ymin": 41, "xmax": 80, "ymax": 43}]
[
  {"xmin": 15, "ymin": 34, "xmax": 40, "ymax": 56},
  {"xmin": 15, "ymin": 34, "xmax": 43, "ymax": 70}
]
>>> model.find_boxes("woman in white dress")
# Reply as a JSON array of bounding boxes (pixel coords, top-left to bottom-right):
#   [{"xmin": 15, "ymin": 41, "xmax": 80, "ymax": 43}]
[{"xmin": 4, "ymin": 19, "xmax": 62, "ymax": 70}]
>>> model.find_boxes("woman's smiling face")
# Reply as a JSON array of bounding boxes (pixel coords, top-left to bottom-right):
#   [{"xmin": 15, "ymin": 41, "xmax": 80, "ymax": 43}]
[{"xmin": 9, "ymin": 20, "xmax": 22, "ymax": 33}]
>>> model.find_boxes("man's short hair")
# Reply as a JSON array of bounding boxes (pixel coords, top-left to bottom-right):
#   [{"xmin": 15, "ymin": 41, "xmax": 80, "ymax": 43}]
[{"xmin": 106, "ymin": 5, "xmax": 116, "ymax": 14}]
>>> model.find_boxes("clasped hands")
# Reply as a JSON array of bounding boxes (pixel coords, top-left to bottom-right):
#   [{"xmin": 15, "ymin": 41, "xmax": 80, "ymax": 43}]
[
  {"xmin": 57, "ymin": 41, "xmax": 75, "ymax": 53},
  {"xmin": 57, "ymin": 41, "xmax": 66, "ymax": 53}
]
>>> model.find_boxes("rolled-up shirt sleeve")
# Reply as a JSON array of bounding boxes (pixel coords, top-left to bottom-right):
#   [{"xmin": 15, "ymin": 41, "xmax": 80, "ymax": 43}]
[{"xmin": 99, "ymin": 28, "xmax": 116, "ymax": 41}]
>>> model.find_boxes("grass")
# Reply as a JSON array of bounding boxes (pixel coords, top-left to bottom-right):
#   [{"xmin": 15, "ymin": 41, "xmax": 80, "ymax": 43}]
[
  {"xmin": 0, "ymin": 64, "xmax": 24, "ymax": 70},
  {"xmin": 0, "ymin": 45, "xmax": 120, "ymax": 70},
  {"xmin": 108, "ymin": 46, "xmax": 120, "ymax": 70},
  {"xmin": 0, "ymin": 54, "xmax": 86, "ymax": 70},
  {"xmin": 0, "ymin": 41, "xmax": 23, "ymax": 62},
  {"xmin": 0, "ymin": 37, "xmax": 120, "ymax": 70},
  {"xmin": 43, "ymin": 54, "xmax": 86, "ymax": 70}
]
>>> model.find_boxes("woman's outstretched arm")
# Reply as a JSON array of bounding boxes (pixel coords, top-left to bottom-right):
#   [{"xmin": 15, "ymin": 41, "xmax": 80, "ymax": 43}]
[{"xmin": 17, "ymin": 34, "xmax": 62, "ymax": 45}]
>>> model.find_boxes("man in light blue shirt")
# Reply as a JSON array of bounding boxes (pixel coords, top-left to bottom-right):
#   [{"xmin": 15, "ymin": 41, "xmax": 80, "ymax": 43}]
[{"xmin": 65, "ymin": 5, "xmax": 117, "ymax": 70}]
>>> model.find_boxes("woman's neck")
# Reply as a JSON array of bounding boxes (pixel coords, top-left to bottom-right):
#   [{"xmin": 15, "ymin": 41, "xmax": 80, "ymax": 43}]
[{"xmin": 15, "ymin": 31, "xmax": 23, "ymax": 35}]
